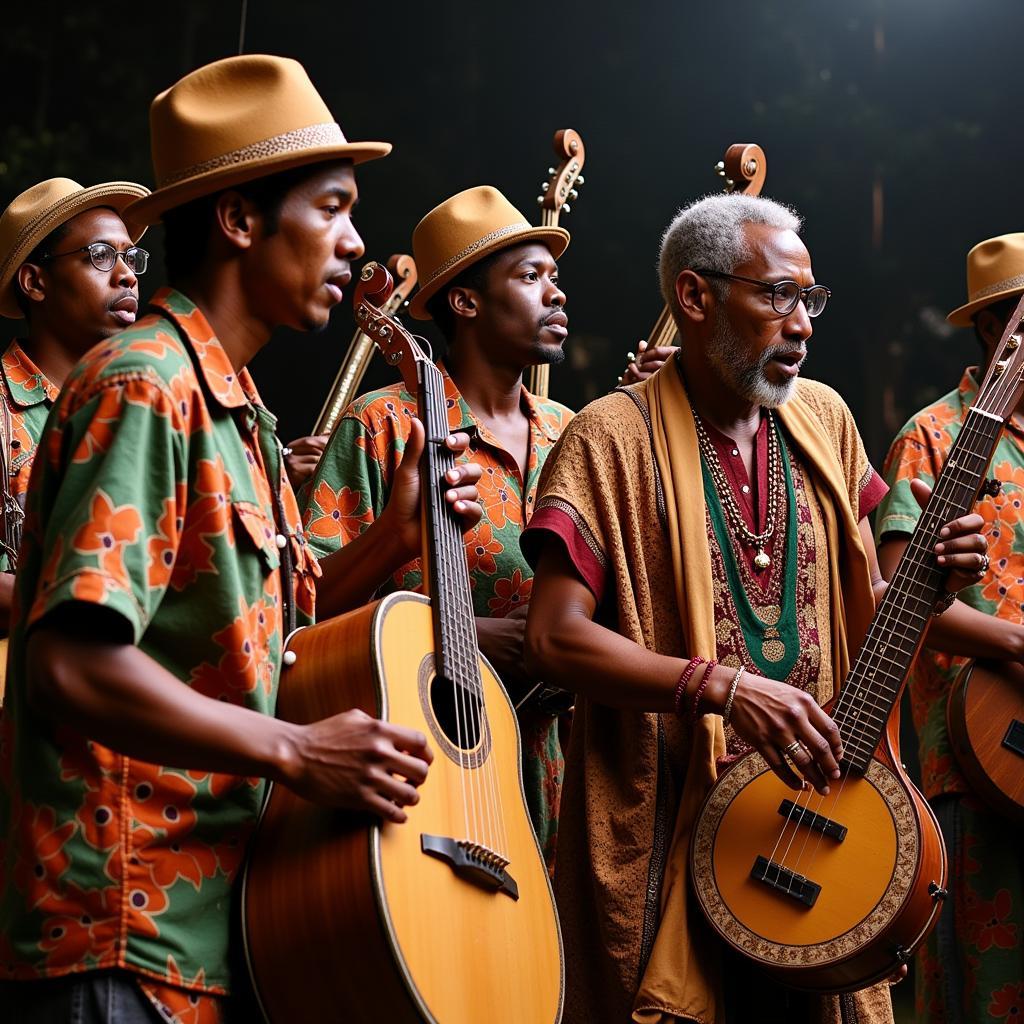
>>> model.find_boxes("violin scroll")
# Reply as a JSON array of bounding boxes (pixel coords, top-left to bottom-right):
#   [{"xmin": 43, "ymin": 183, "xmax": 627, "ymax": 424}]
[
  {"xmin": 538, "ymin": 128, "xmax": 586, "ymax": 214},
  {"xmin": 715, "ymin": 143, "xmax": 767, "ymax": 197}
]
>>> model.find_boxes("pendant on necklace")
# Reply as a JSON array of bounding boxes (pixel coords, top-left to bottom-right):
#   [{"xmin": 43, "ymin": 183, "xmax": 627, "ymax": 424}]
[{"xmin": 753, "ymin": 548, "xmax": 771, "ymax": 572}]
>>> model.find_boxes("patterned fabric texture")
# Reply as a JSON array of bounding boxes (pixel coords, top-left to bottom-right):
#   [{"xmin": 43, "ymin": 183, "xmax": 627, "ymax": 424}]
[
  {"xmin": 876, "ymin": 368, "xmax": 1023, "ymax": 1023},
  {"xmin": 299, "ymin": 363, "xmax": 572, "ymax": 872},
  {"xmin": 0, "ymin": 288, "xmax": 319, "ymax": 1019}
]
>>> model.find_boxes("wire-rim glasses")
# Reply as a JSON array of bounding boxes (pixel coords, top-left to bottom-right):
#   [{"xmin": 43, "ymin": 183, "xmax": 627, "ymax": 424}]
[
  {"xmin": 40, "ymin": 242, "xmax": 149, "ymax": 275},
  {"xmin": 694, "ymin": 268, "xmax": 830, "ymax": 317}
]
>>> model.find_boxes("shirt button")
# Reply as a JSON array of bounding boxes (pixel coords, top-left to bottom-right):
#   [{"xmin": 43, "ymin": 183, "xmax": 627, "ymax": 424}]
[
  {"xmin": 276, "ymin": 533, "xmax": 287, "ymax": 549},
  {"xmin": 741, "ymin": 484, "xmax": 750, "ymax": 494},
  {"xmin": 731, "ymin": 448, "xmax": 740, "ymax": 457}
]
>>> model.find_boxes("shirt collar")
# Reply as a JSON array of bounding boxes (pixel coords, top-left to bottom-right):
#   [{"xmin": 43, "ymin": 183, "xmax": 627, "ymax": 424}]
[
  {"xmin": 148, "ymin": 287, "xmax": 264, "ymax": 411},
  {"xmin": 437, "ymin": 361, "xmax": 560, "ymax": 445},
  {"xmin": 2, "ymin": 339, "xmax": 60, "ymax": 409}
]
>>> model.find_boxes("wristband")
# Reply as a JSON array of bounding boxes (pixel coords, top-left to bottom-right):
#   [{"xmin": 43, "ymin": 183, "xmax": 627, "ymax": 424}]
[
  {"xmin": 673, "ymin": 657, "xmax": 705, "ymax": 716},
  {"xmin": 691, "ymin": 659, "xmax": 718, "ymax": 720},
  {"xmin": 722, "ymin": 665, "xmax": 745, "ymax": 726}
]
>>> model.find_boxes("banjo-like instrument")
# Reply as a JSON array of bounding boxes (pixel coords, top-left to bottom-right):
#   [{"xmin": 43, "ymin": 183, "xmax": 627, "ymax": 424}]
[{"xmin": 690, "ymin": 294, "xmax": 1024, "ymax": 991}]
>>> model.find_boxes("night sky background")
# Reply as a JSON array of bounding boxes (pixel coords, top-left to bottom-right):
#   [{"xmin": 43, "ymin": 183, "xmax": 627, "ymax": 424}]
[{"xmin": 5, "ymin": 0, "xmax": 1024, "ymax": 460}]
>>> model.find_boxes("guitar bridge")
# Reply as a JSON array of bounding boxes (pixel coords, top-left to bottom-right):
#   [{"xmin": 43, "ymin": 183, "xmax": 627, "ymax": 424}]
[
  {"xmin": 751, "ymin": 854, "xmax": 820, "ymax": 908},
  {"xmin": 421, "ymin": 834, "xmax": 519, "ymax": 900},
  {"xmin": 778, "ymin": 799, "xmax": 848, "ymax": 841}
]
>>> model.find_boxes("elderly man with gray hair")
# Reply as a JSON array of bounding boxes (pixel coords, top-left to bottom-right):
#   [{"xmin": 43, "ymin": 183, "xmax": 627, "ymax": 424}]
[{"xmin": 519, "ymin": 193, "xmax": 988, "ymax": 1023}]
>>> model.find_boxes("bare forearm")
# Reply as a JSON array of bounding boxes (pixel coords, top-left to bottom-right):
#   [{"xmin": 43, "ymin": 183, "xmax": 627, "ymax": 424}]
[
  {"xmin": 925, "ymin": 599, "xmax": 1024, "ymax": 659},
  {"xmin": 28, "ymin": 628, "xmax": 299, "ymax": 781}
]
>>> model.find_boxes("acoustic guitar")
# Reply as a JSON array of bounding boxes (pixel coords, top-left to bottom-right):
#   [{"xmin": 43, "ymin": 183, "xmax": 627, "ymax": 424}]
[
  {"xmin": 689, "ymin": 295, "xmax": 1024, "ymax": 992},
  {"xmin": 618, "ymin": 143, "xmax": 766, "ymax": 384},
  {"xmin": 242, "ymin": 263, "xmax": 564, "ymax": 1023},
  {"xmin": 947, "ymin": 659, "xmax": 1024, "ymax": 823},
  {"xmin": 526, "ymin": 128, "xmax": 585, "ymax": 399},
  {"xmin": 311, "ymin": 252, "xmax": 418, "ymax": 436}
]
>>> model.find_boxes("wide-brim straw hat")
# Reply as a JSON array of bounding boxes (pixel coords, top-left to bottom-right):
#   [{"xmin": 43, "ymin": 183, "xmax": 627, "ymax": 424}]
[
  {"xmin": 0, "ymin": 177, "xmax": 150, "ymax": 319},
  {"xmin": 408, "ymin": 185, "xmax": 569, "ymax": 320},
  {"xmin": 124, "ymin": 54, "xmax": 391, "ymax": 229},
  {"xmin": 948, "ymin": 232, "xmax": 1024, "ymax": 326}
]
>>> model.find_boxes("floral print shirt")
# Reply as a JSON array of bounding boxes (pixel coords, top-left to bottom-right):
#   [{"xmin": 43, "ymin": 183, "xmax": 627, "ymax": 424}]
[
  {"xmin": 876, "ymin": 366, "xmax": 1024, "ymax": 798},
  {"xmin": 0, "ymin": 340, "xmax": 60, "ymax": 571},
  {"xmin": 299, "ymin": 364, "xmax": 572, "ymax": 870},
  {"xmin": 0, "ymin": 288, "xmax": 319, "ymax": 1018}
]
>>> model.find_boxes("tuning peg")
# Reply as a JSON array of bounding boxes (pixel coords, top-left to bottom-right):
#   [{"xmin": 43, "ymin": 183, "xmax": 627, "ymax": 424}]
[
  {"xmin": 537, "ymin": 196, "xmax": 545, "ymax": 205},
  {"xmin": 626, "ymin": 352, "xmax": 636, "ymax": 362},
  {"xmin": 561, "ymin": 203, "xmax": 571, "ymax": 213},
  {"xmin": 715, "ymin": 161, "xmax": 726, "ymax": 175},
  {"xmin": 548, "ymin": 166, "xmax": 556, "ymax": 175},
  {"xmin": 568, "ymin": 189, "xmax": 579, "ymax": 201},
  {"xmin": 576, "ymin": 174, "xmax": 585, "ymax": 185},
  {"xmin": 541, "ymin": 182, "xmax": 549, "ymax": 191}
]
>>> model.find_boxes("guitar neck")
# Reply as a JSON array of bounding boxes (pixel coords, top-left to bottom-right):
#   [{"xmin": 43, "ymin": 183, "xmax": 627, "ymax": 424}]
[
  {"xmin": 525, "ymin": 207, "xmax": 562, "ymax": 398},
  {"xmin": 418, "ymin": 360, "xmax": 484, "ymax": 698},
  {"xmin": 647, "ymin": 304, "xmax": 679, "ymax": 350},
  {"xmin": 835, "ymin": 405, "xmax": 1005, "ymax": 773}
]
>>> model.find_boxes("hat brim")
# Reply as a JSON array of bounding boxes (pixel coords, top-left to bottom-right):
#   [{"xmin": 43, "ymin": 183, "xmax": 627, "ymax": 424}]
[
  {"xmin": 408, "ymin": 225, "xmax": 570, "ymax": 320},
  {"xmin": 122, "ymin": 141, "xmax": 391, "ymax": 231},
  {"xmin": 0, "ymin": 181, "xmax": 150, "ymax": 320},
  {"xmin": 947, "ymin": 284, "xmax": 1024, "ymax": 327}
]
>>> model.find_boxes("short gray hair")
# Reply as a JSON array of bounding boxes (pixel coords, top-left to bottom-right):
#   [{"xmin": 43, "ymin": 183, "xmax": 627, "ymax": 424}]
[{"xmin": 658, "ymin": 193, "xmax": 803, "ymax": 317}]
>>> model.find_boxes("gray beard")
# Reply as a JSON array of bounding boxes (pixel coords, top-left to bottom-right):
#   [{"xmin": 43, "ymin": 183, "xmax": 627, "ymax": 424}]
[{"xmin": 705, "ymin": 314, "xmax": 800, "ymax": 409}]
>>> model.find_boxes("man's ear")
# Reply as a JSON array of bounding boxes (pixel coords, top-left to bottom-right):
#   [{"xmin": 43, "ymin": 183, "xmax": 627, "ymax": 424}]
[
  {"xmin": 975, "ymin": 306, "xmax": 1008, "ymax": 349},
  {"xmin": 448, "ymin": 286, "xmax": 479, "ymax": 320},
  {"xmin": 675, "ymin": 269, "xmax": 712, "ymax": 325},
  {"xmin": 16, "ymin": 263, "xmax": 46, "ymax": 307},
  {"xmin": 212, "ymin": 190, "xmax": 258, "ymax": 253}
]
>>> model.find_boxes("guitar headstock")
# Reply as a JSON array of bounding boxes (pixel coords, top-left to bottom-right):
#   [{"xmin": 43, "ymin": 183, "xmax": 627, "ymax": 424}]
[
  {"xmin": 975, "ymin": 293, "xmax": 1024, "ymax": 420},
  {"xmin": 537, "ymin": 128, "xmax": 586, "ymax": 216},
  {"xmin": 385, "ymin": 253, "xmax": 419, "ymax": 309},
  {"xmin": 714, "ymin": 143, "xmax": 767, "ymax": 196},
  {"xmin": 354, "ymin": 262, "xmax": 428, "ymax": 395}
]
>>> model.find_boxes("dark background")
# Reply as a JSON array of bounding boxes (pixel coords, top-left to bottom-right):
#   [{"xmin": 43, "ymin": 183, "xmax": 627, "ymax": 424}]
[{"xmin": 4, "ymin": 0, "xmax": 1023, "ymax": 459}]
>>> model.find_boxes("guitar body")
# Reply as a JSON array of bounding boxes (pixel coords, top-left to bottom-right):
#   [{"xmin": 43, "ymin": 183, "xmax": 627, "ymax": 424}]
[
  {"xmin": 691, "ymin": 731, "xmax": 947, "ymax": 992},
  {"xmin": 947, "ymin": 659, "xmax": 1024, "ymax": 823},
  {"xmin": 242, "ymin": 591, "xmax": 564, "ymax": 1023}
]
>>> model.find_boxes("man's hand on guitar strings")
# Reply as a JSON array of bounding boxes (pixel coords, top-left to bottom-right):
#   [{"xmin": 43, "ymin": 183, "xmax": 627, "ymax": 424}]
[{"xmin": 909, "ymin": 479, "xmax": 988, "ymax": 594}]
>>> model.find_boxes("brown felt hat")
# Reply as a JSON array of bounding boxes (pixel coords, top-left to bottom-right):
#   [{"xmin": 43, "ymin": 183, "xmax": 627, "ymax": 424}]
[
  {"xmin": 123, "ymin": 54, "xmax": 391, "ymax": 228},
  {"xmin": 947, "ymin": 232, "xmax": 1024, "ymax": 327},
  {"xmin": 0, "ymin": 177, "xmax": 150, "ymax": 319},
  {"xmin": 408, "ymin": 185, "xmax": 569, "ymax": 320}
]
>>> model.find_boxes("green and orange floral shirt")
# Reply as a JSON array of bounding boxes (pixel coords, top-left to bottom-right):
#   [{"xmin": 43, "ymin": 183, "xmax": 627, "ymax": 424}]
[
  {"xmin": 0, "ymin": 288, "xmax": 319, "ymax": 1021},
  {"xmin": 876, "ymin": 367, "xmax": 1024, "ymax": 799},
  {"xmin": 0, "ymin": 340, "xmax": 60, "ymax": 571},
  {"xmin": 299, "ymin": 365, "xmax": 572, "ymax": 871}
]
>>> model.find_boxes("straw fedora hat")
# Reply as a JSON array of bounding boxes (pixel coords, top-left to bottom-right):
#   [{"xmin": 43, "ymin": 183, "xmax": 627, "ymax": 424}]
[
  {"xmin": 408, "ymin": 186, "xmax": 569, "ymax": 320},
  {"xmin": 124, "ymin": 54, "xmax": 391, "ymax": 228},
  {"xmin": 947, "ymin": 232, "xmax": 1024, "ymax": 326},
  {"xmin": 0, "ymin": 177, "xmax": 150, "ymax": 319}
]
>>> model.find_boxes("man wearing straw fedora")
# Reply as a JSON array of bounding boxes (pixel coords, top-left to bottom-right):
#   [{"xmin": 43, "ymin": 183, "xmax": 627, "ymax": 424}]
[
  {"xmin": 0, "ymin": 177, "xmax": 149, "ymax": 644},
  {"xmin": 301, "ymin": 184, "xmax": 574, "ymax": 872},
  {"xmin": 877, "ymin": 234, "xmax": 1024, "ymax": 1024},
  {"xmin": 0, "ymin": 55, "xmax": 482, "ymax": 1022}
]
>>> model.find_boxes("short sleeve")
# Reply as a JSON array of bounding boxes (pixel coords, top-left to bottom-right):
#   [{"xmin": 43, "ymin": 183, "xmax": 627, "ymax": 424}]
[
  {"xmin": 299, "ymin": 415, "xmax": 388, "ymax": 561},
  {"xmin": 26, "ymin": 374, "xmax": 188, "ymax": 643},
  {"xmin": 874, "ymin": 422, "xmax": 946, "ymax": 543}
]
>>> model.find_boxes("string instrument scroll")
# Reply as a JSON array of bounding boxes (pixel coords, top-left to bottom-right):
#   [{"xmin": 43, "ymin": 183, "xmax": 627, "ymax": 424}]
[
  {"xmin": 311, "ymin": 253, "xmax": 418, "ymax": 435},
  {"xmin": 620, "ymin": 142, "xmax": 767, "ymax": 382},
  {"xmin": 526, "ymin": 128, "xmax": 585, "ymax": 398}
]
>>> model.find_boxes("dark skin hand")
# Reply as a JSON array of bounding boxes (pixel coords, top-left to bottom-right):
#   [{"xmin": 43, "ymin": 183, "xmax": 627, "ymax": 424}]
[
  {"xmin": 474, "ymin": 603, "xmax": 531, "ymax": 700},
  {"xmin": 284, "ymin": 433, "xmax": 329, "ymax": 489},
  {"xmin": 620, "ymin": 338, "xmax": 676, "ymax": 385}
]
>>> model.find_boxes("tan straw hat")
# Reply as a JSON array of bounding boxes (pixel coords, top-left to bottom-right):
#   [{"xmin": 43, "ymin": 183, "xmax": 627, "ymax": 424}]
[
  {"xmin": 947, "ymin": 232, "xmax": 1024, "ymax": 326},
  {"xmin": 0, "ymin": 177, "xmax": 150, "ymax": 319},
  {"xmin": 124, "ymin": 54, "xmax": 391, "ymax": 228},
  {"xmin": 408, "ymin": 185, "xmax": 569, "ymax": 320}
]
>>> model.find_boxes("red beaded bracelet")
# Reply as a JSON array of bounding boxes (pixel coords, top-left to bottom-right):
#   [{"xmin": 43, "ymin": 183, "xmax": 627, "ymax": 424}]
[
  {"xmin": 690, "ymin": 659, "xmax": 719, "ymax": 721},
  {"xmin": 673, "ymin": 656, "xmax": 705, "ymax": 716}
]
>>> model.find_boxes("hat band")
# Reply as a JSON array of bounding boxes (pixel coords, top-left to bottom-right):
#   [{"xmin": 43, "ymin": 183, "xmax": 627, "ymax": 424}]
[
  {"xmin": 971, "ymin": 273, "xmax": 1024, "ymax": 303},
  {"xmin": 422, "ymin": 221, "xmax": 532, "ymax": 290},
  {"xmin": 158, "ymin": 121, "xmax": 346, "ymax": 188}
]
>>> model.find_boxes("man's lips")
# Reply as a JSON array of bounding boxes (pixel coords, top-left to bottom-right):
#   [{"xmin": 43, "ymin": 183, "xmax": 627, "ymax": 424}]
[
  {"xmin": 325, "ymin": 272, "xmax": 352, "ymax": 304},
  {"xmin": 542, "ymin": 310, "xmax": 569, "ymax": 338},
  {"xmin": 770, "ymin": 351, "xmax": 805, "ymax": 377},
  {"xmin": 110, "ymin": 295, "xmax": 138, "ymax": 325}
]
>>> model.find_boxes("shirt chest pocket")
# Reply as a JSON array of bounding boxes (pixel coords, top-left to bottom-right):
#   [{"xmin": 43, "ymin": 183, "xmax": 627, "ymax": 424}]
[{"xmin": 231, "ymin": 501, "xmax": 281, "ymax": 574}]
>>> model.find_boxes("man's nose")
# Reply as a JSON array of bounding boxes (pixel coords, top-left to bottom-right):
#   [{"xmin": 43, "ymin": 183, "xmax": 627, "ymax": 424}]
[
  {"xmin": 338, "ymin": 220, "xmax": 365, "ymax": 261},
  {"xmin": 113, "ymin": 253, "xmax": 137, "ymax": 290}
]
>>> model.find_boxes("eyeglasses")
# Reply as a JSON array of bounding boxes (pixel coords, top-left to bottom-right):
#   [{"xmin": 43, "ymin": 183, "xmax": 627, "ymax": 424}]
[
  {"xmin": 694, "ymin": 269, "xmax": 830, "ymax": 318},
  {"xmin": 40, "ymin": 242, "xmax": 149, "ymax": 275}
]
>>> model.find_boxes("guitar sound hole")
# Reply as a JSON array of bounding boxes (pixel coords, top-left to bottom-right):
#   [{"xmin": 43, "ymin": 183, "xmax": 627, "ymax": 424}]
[{"xmin": 429, "ymin": 674, "xmax": 482, "ymax": 752}]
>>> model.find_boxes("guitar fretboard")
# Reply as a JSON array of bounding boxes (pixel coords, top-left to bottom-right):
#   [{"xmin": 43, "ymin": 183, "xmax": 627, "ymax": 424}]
[{"xmin": 835, "ymin": 406, "xmax": 1004, "ymax": 773}]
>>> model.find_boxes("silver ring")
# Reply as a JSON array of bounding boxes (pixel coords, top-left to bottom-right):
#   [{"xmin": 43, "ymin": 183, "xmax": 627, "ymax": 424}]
[
  {"xmin": 978, "ymin": 554, "xmax": 990, "ymax": 575},
  {"xmin": 783, "ymin": 740, "xmax": 806, "ymax": 759}
]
